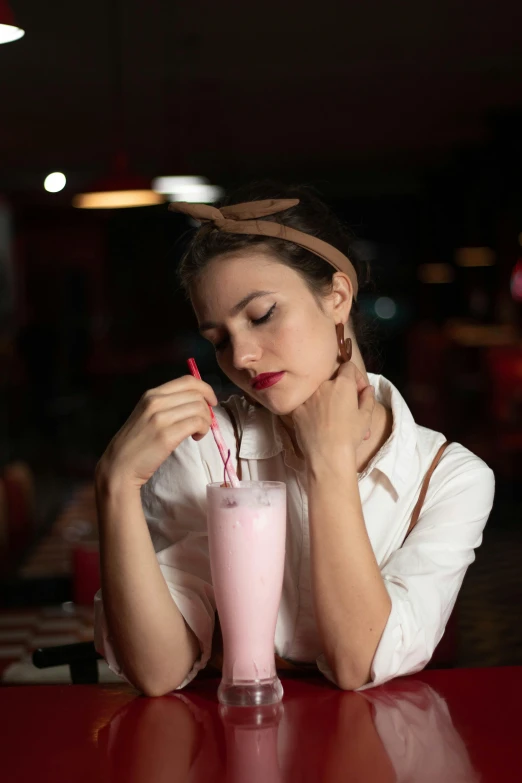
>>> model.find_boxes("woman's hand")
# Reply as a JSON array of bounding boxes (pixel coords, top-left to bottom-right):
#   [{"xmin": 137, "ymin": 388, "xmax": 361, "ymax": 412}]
[
  {"xmin": 96, "ymin": 376, "xmax": 218, "ymax": 491},
  {"xmin": 290, "ymin": 361, "xmax": 375, "ymax": 466}
]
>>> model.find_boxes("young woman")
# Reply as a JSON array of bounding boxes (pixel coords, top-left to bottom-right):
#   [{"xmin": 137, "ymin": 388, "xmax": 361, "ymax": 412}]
[{"xmin": 94, "ymin": 182, "xmax": 495, "ymax": 696}]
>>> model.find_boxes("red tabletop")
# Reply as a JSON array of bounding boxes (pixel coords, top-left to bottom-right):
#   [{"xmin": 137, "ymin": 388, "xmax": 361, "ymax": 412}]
[{"xmin": 1, "ymin": 666, "xmax": 520, "ymax": 782}]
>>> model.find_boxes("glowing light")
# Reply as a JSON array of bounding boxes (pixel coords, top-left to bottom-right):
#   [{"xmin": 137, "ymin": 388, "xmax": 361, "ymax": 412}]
[
  {"xmin": 44, "ymin": 172, "xmax": 66, "ymax": 193},
  {"xmin": 152, "ymin": 176, "xmax": 207, "ymax": 193},
  {"xmin": 0, "ymin": 23, "xmax": 24, "ymax": 44},
  {"xmin": 455, "ymin": 247, "xmax": 495, "ymax": 267},
  {"xmin": 418, "ymin": 263, "xmax": 455, "ymax": 284},
  {"xmin": 74, "ymin": 151, "xmax": 163, "ymax": 209},
  {"xmin": 374, "ymin": 297, "xmax": 397, "ymax": 320},
  {"xmin": 73, "ymin": 190, "xmax": 163, "ymax": 209},
  {"xmin": 152, "ymin": 176, "xmax": 223, "ymax": 203},
  {"xmin": 170, "ymin": 184, "xmax": 223, "ymax": 203}
]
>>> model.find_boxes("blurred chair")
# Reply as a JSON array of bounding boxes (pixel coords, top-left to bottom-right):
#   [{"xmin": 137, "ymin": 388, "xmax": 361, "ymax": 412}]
[
  {"xmin": 2, "ymin": 461, "xmax": 35, "ymax": 558},
  {"xmin": 72, "ymin": 543, "xmax": 100, "ymax": 606},
  {"xmin": 33, "ymin": 640, "xmax": 103, "ymax": 685}
]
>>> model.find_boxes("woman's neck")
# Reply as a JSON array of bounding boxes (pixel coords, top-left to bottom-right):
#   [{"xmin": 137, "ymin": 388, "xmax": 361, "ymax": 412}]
[{"xmin": 278, "ymin": 415, "xmax": 305, "ymax": 461}]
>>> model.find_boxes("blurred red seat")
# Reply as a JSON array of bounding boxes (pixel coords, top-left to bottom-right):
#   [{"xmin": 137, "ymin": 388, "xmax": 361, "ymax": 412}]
[
  {"xmin": 2, "ymin": 461, "xmax": 35, "ymax": 557},
  {"xmin": 484, "ymin": 345, "xmax": 522, "ymax": 475},
  {"xmin": 72, "ymin": 543, "xmax": 100, "ymax": 606},
  {"xmin": 485, "ymin": 345, "xmax": 522, "ymax": 421}
]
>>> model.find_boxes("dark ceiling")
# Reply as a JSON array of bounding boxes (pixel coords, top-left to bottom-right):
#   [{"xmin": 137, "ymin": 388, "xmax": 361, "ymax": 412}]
[{"xmin": 2, "ymin": 0, "xmax": 522, "ymax": 193}]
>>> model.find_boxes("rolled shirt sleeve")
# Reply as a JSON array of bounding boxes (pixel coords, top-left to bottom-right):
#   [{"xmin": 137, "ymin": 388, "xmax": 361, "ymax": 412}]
[
  {"xmin": 317, "ymin": 462, "xmax": 495, "ymax": 690},
  {"xmin": 93, "ymin": 432, "xmax": 218, "ymax": 690}
]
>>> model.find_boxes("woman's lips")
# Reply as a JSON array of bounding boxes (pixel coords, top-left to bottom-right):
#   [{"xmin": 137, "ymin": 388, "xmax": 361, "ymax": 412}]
[{"xmin": 252, "ymin": 371, "xmax": 285, "ymax": 390}]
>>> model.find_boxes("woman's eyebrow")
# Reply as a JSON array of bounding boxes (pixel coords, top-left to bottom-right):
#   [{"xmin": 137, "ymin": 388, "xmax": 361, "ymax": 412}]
[{"xmin": 198, "ymin": 290, "xmax": 275, "ymax": 333}]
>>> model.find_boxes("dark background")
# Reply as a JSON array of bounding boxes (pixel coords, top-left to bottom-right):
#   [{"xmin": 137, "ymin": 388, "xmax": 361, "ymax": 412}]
[{"xmin": 3, "ymin": 0, "xmax": 522, "ymax": 466}]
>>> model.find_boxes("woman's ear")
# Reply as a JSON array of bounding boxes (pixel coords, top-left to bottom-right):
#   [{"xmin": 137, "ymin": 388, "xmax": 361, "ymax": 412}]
[{"xmin": 330, "ymin": 272, "xmax": 353, "ymax": 322}]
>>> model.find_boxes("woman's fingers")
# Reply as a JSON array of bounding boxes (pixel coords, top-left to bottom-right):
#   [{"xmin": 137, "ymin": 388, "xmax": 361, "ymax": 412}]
[
  {"xmin": 141, "ymin": 389, "xmax": 213, "ymax": 420},
  {"xmin": 97, "ymin": 378, "xmax": 219, "ymax": 489},
  {"xmin": 144, "ymin": 375, "xmax": 218, "ymax": 407},
  {"xmin": 361, "ymin": 384, "xmax": 375, "ymax": 442},
  {"xmin": 147, "ymin": 400, "xmax": 212, "ymax": 432},
  {"xmin": 338, "ymin": 360, "xmax": 369, "ymax": 396}
]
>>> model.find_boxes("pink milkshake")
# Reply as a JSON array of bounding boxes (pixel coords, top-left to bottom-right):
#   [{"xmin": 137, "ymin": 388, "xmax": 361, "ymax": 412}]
[{"xmin": 206, "ymin": 480, "xmax": 286, "ymax": 706}]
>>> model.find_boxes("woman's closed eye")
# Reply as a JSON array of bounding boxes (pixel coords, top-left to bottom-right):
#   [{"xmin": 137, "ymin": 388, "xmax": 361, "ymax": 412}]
[{"xmin": 214, "ymin": 304, "xmax": 276, "ymax": 352}]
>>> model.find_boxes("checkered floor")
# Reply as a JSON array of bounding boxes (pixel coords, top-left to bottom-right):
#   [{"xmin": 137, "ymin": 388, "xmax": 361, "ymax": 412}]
[
  {"xmin": 0, "ymin": 483, "xmax": 111, "ymax": 684},
  {"xmin": 0, "ymin": 603, "xmax": 96, "ymax": 682}
]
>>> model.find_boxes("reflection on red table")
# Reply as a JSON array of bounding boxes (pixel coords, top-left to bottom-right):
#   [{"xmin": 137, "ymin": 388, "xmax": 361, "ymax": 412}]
[{"xmin": 1, "ymin": 667, "xmax": 521, "ymax": 782}]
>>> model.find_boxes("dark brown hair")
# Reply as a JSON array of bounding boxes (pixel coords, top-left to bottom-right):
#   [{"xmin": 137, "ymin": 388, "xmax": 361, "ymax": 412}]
[{"xmin": 177, "ymin": 180, "xmax": 381, "ymax": 371}]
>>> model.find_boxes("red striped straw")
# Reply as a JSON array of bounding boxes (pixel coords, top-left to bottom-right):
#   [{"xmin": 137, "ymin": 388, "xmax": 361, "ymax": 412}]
[{"xmin": 186, "ymin": 358, "xmax": 240, "ymax": 488}]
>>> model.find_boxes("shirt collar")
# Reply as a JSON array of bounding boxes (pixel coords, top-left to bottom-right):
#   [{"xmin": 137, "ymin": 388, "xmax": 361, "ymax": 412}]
[
  {"xmin": 238, "ymin": 400, "xmax": 285, "ymax": 460},
  {"xmin": 359, "ymin": 373, "xmax": 418, "ymax": 495},
  {"xmin": 237, "ymin": 372, "xmax": 417, "ymax": 496}
]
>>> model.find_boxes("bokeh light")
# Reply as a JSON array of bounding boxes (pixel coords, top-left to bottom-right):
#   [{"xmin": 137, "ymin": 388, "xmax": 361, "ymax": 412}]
[
  {"xmin": 44, "ymin": 172, "xmax": 66, "ymax": 193},
  {"xmin": 374, "ymin": 297, "xmax": 397, "ymax": 320}
]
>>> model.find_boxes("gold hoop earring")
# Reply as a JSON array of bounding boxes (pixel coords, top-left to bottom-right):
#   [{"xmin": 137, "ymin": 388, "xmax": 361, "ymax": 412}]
[{"xmin": 336, "ymin": 323, "xmax": 352, "ymax": 363}]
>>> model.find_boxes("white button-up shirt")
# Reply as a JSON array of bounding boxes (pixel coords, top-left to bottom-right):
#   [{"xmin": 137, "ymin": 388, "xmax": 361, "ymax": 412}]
[{"xmin": 94, "ymin": 372, "xmax": 495, "ymax": 691}]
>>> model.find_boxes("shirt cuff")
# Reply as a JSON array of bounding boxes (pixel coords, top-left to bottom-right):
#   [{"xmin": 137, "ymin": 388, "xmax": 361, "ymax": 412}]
[{"xmin": 355, "ymin": 587, "xmax": 428, "ymax": 692}]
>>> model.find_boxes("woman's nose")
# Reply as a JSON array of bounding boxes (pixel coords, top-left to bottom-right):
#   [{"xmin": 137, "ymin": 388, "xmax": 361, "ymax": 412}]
[{"xmin": 230, "ymin": 336, "xmax": 262, "ymax": 370}]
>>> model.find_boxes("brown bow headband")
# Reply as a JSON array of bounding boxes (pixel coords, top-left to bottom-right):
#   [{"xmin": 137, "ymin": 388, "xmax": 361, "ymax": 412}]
[{"xmin": 169, "ymin": 198, "xmax": 359, "ymax": 300}]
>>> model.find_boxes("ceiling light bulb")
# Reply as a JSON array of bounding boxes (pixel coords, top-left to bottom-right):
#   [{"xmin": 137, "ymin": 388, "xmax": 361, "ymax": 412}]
[
  {"xmin": 0, "ymin": 23, "xmax": 24, "ymax": 44},
  {"xmin": 44, "ymin": 172, "xmax": 66, "ymax": 193}
]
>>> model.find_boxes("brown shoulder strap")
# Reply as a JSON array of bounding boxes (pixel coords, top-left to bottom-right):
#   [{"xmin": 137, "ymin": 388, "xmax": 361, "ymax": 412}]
[
  {"xmin": 402, "ymin": 440, "xmax": 452, "ymax": 546},
  {"xmin": 220, "ymin": 401, "xmax": 242, "ymax": 481}
]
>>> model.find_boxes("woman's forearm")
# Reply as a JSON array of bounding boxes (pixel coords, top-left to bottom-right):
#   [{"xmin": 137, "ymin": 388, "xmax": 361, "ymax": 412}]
[
  {"xmin": 95, "ymin": 470, "xmax": 200, "ymax": 696},
  {"xmin": 307, "ymin": 451, "xmax": 392, "ymax": 689}
]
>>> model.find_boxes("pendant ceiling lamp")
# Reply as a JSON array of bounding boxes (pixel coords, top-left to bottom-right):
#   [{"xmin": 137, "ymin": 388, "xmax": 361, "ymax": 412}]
[
  {"xmin": 73, "ymin": 152, "xmax": 163, "ymax": 209},
  {"xmin": 0, "ymin": 1, "xmax": 25, "ymax": 44},
  {"xmin": 73, "ymin": 0, "xmax": 161, "ymax": 209}
]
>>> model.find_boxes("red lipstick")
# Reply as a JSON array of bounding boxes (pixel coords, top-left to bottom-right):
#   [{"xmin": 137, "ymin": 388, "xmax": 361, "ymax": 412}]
[{"xmin": 251, "ymin": 372, "xmax": 285, "ymax": 390}]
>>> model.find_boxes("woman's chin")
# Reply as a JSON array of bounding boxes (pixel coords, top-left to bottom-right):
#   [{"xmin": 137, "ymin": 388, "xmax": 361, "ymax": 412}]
[
  {"xmin": 245, "ymin": 392, "xmax": 293, "ymax": 416},
  {"xmin": 261, "ymin": 392, "xmax": 309, "ymax": 417},
  {"xmin": 243, "ymin": 377, "xmax": 320, "ymax": 415}
]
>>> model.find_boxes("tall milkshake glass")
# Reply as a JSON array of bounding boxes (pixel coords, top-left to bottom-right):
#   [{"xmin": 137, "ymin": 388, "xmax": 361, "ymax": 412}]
[{"xmin": 206, "ymin": 480, "xmax": 286, "ymax": 706}]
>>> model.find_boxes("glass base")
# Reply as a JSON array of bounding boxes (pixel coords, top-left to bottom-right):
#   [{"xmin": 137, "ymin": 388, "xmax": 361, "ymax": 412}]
[{"xmin": 217, "ymin": 676, "xmax": 284, "ymax": 706}]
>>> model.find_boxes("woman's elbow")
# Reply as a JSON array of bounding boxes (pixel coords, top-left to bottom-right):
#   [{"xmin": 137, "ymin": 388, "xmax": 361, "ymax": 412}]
[
  {"xmin": 140, "ymin": 681, "xmax": 177, "ymax": 698},
  {"xmin": 129, "ymin": 669, "xmax": 186, "ymax": 697},
  {"xmin": 335, "ymin": 665, "xmax": 373, "ymax": 691}
]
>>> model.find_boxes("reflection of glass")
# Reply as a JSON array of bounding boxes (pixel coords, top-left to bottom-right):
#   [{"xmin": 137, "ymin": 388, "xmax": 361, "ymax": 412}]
[
  {"xmin": 206, "ymin": 480, "xmax": 286, "ymax": 706},
  {"xmin": 98, "ymin": 679, "xmax": 480, "ymax": 783},
  {"xmin": 219, "ymin": 703, "xmax": 285, "ymax": 783}
]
